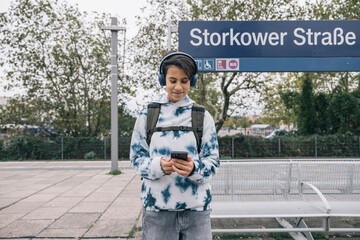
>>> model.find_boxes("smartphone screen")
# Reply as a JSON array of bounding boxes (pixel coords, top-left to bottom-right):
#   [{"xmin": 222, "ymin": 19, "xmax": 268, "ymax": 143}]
[{"xmin": 171, "ymin": 151, "xmax": 188, "ymax": 161}]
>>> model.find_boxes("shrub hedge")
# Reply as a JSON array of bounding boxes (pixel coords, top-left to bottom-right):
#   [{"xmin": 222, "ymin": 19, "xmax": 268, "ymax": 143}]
[{"xmin": 0, "ymin": 134, "xmax": 359, "ymax": 161}]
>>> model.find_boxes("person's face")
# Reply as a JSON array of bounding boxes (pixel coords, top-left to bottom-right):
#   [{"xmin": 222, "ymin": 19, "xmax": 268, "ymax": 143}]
[{"xmin": 165, "ymin": 66, "xmax": 190, "ymax": 103}]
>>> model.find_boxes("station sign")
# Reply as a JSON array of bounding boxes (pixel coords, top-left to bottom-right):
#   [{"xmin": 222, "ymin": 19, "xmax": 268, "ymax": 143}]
[{"xmin": 179, "ymin": 20, "xmax": 360, "ymax": 72}]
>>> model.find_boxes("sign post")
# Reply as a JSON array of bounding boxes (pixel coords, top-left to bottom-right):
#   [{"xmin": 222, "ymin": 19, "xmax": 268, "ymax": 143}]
[
  {"xmin": 179, "ymin": 20, "xmax": 360, "ymax": 72},
  {"xmin": 101, "ymin": 18, "xmax": 126, "ymax": 172},
  {"xmin": 167, "ymin": 21, "xmax": 178, "ymax": 51}
]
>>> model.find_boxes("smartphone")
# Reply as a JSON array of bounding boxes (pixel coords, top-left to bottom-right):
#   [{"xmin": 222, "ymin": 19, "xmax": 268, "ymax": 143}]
[{"xmin": 171, "ymin": 151, "xmax": 188, "ymax": 161}]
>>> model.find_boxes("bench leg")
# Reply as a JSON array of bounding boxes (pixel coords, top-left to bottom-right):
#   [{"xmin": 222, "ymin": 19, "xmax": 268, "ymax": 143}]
[
  {"xmin": 292, "ymin": 217, "xmax": 315, "ymax": 240},
  {"xmin": 322, "ymin": 217, "xmax": 330, "ymax": 232},
  {"xmin": 276, "ymin": 217, "xmax": 314, "ymax": 240}
]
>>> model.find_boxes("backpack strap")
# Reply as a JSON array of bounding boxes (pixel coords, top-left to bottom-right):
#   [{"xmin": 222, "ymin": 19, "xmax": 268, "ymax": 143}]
[
  {"xmin": 146, "ymin": 103, "xmax": 160, "ymax": 145},
  {"xmin": 192, "ymin": 103, "xmax": 205, "ymax": 153},
  {"xmin": 145, "ymin": 102, "xmax": 205, "ymax": 154}
]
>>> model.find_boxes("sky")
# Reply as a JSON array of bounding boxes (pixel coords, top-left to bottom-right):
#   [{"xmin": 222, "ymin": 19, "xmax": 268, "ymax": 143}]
[{"xmin": 0, "ymin": 0, "xmax": 147, "ymax": 98}]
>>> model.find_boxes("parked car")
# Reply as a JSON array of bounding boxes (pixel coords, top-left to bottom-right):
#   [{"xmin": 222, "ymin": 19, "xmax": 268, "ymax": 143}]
[{"xmin": 265, "ymin": 129, "xmax": 288, "ymax": 139}]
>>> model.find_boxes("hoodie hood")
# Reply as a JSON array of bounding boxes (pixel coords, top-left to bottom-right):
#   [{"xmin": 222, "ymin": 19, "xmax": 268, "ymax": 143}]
[{"xmin": 152, "ymin": 93, "xmax": 194, "ymax": 108}]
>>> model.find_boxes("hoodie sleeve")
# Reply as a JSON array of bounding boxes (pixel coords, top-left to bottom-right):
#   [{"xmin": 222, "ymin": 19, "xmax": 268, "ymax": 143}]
[
  {"xmin": 130, "ymin": 107, "xmax": 166, "ymax": 180},
  {"xmin": 188, "ymin": 110, "xmax": 220, "ymax": 183}
]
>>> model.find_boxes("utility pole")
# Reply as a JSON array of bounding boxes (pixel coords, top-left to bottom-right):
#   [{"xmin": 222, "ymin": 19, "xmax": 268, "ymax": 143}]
[
  {"xmin": 167, "ymin": 21, "xmax": 178, "ymax": 51},
  {"xmin": 101, "ymin": 17, "xmax": 126, "ymax": 172}
]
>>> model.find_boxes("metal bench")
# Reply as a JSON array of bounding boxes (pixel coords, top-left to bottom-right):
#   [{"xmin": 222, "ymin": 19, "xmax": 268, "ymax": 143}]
[{"xmin": 210, "ymin": 159, "xmax": 360, "ymax": 240}]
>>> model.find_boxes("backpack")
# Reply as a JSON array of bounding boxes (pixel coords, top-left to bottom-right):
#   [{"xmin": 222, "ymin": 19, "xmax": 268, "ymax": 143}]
[{"xmin": 146, "ymin": 102, "xmax": 205, "ymax": 153}]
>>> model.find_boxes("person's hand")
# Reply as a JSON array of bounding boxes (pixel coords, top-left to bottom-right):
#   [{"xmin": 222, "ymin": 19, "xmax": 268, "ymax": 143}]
[
  {"xmin": 161, "ymin": 156, "xmax": 175, "ymax": 174},
  {"xmin": 171, "ymin": 156, "xmax": 194, "ymax": 177}
]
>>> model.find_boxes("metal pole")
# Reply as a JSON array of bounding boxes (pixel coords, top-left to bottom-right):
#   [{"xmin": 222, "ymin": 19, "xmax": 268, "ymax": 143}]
[
  {"xmin": 231, "ymin": 137, "xmax": 234, "ymax": 158},
  {"xmin": 110, "ymin": 18, "xmax": 119, "ymax": 171},
  {"xmin": 278, "ymin": 138, "xmax": 281, "ymax": 156},
  {"xmin": 167, "ymin": 21, "xmax": 171, "ymax": 51},
  {"xmin": 61, "ymin": 137, "xmax": 64, "ymax": 160},
  {"xmin": 315, "ymin": 136, "xmax": 318, "ymax": 157},
  {"xmin": 167, "ymin": 21, "xmax": 178, "ymax": 51},
  {"xmin": 104, "ymin": 138, "xmax": 106, "ymax": 160},
  {"xmin": 101, "ymin": 18, "xmax": 126, "ymax": 172}
]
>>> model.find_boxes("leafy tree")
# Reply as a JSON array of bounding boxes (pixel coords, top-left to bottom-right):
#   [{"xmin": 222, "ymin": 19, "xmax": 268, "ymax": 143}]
[
  {"xmin": 328, "ymin": 89, "xmax": 359, "ymax": 134},
  {"xmin": 0, "ymin": 0, "xmax": 130, "ymax": 137},
  {"xmin": 280, "ymin": 90, "xmax": 300, "ymax": 129},
  {"xmin": 298, "ymin": 74, "xmax": 316, "ymax": 135},
  {"xmin": 350, "ymin": 87, "xmax": 360, "ymax": 135},
  {"xmin": 236, "ymin": 117, "xmax": 252, "ymax": 135},
  {"xmin": 129, "ymin": 0, "xmax": 298, "ymax": 132},
  {"xmin": 261, "ymin": 0, "xmax": 360, "ymax": 129},
  {"xmin": 304, "ymin": 0, "xmax": 360, "ymax": 91},
  {"xmin": 222, "ymin": 117, "xmax": 236, "ymax": 129},
  {"xmin": 118, "ymin": 104, "xmax": 136, "ymax": 137},
  {"xmin": 314, "ymin": 93, "xmax": 330, "ymax": 134}
]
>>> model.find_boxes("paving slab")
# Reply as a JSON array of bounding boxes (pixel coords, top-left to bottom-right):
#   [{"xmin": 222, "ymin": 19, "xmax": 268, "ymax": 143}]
[
  {"xmin": 0, "ymin": 213, "xmax": 24, "ymax": 229},
  {"xmin": 47, "ymin": 212, "xmax": 100, "ymax": 229},
  {"xmin": 0, "ymin": 161, "xmax": 142, "ymax": 239},
  {"xmin": 0, "ymin": 219, "xmax": 53, "ymax": 237},
  {"xmin": 0, "ymin": 197, "xmax": 22, "ymax": 209},
  {"xmin": 0, "ymin": 202, "xmax": 44, "ymax": 214},
  {"xmin": 22, "ymin": 207, "xmax": 69, "ymax": 220},
  {"xmin": 100, "ymin": 206, "xmax": 141, "ymax": 220},
  {"xmin": 43, "ymin": 196, "xmax": 83, "ymax": 207},
  {"xmin": 69, "ymin": 201, "xmax": 111, "ymax": 213},
  {"xmin": 36, "ymin": 228, "xmax": 88, "ymax": 238},
  {"xmin": 60, "ymin": 188, "xmax": 95, "ymax": 197},
  {"xmin": 112, "ymin": 197, "xmax": 142, "ymax": 207},
  {"xmin": 83, "ymin": 191, "xmax": 119, "ymax": 202},
  {"xmin": 84, "ymin": 219, "xmax": 134, "ymax": 238},
  {"xmin": 20, "ymin": 193, "xmax": 58, "ymax": 203}
]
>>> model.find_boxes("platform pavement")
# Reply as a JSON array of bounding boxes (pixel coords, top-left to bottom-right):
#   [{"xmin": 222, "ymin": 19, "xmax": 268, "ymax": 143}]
[{"xmin": 0, "ymin": 161, "xmax": 143, "ymax": 239}]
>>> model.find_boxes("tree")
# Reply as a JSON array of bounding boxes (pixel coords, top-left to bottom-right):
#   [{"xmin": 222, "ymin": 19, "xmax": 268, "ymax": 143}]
[
  {"xmin": 223, "ymin": 117, "xmax": 236, "ymax": 129},
  {"xmin": 328, "ymin": 89, "xmax": 359, "ymax": 134},
  {"xmin": 298, "ymin": 73, "xmax": 316, "ymax": 135},
  {"xmin": 304, "ymin": 0, "xmax": 360, "ymax": 90},
  {"xmin": 314, "ymin": 93, "xmax": 330, "ymax": 134},
  {"xmin": 260, "ymin": 0, "xmax": 360, "ymax": 129},
  {"xmin": 0, "ymin": 0, "xmax": 130, "ymax": 137},
  {"xmin": 236, "ymin": 117, "xmax": 252, "ymax": 134},
  {"xmin": 129, "ymin": 0, "xmax": 298, "ymax": 132},
  {"xmin": 280, "ymin": 90, "xmax": 300, "ymax": 129}
]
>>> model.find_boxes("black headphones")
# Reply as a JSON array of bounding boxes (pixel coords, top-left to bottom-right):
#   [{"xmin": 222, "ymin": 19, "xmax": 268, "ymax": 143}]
[{"xmin": 158, "ymin": 52, "xmax": 198, "ymax": 87}]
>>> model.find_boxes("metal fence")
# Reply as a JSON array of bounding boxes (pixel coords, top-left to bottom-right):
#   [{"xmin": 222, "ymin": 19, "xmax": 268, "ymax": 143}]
[
  {"xmin": 0, "ymin": 136, "xmax": 131, "ymax": 161},
  {"xmin": 0, "ymin": 135, "xmax": 359, "ymax": 161},
  {"xmin": 218, "ymin": 135, "xmax": 360, "ymax": 159}
]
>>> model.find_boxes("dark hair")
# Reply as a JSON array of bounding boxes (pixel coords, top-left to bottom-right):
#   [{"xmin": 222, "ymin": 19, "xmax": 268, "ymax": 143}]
[{"xmin": 162, "ymin": 52, "xmax": 197, "ymax": 79}]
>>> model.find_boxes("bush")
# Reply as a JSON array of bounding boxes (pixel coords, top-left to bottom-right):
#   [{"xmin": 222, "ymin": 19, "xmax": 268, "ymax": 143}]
[
  {"xmin": 84, "ymin": 151, "xmax": 96, "ymax": 159},
  {"xmin": 0, "ymin": 134, "xmax": 359, "ymax": 161},
  {"xmin": 218, "ymin": 134, "xmax": 360, "ymax": 158},
  {"xmin": 0, "ymin": 136, "xmax": 59, "ymax": 160}
]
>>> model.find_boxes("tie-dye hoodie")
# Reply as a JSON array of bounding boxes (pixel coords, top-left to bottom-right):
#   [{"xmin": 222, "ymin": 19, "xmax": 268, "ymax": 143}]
[{"xmin": 130, "ymin": 94, "xmax": 220, "ymax": 211}]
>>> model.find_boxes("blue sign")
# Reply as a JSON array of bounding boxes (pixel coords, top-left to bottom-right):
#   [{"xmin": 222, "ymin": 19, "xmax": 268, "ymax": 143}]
[
  {"xmin": 195, "ymin": 59, "xmax": 215, "ymax": 71},
  {"xmin": 179, "ymin": 21, "xmax": 360, "ymax": 72},
  {"xmin": 194, "ymin": 57, "xmax": 360, "ymax": 72}
]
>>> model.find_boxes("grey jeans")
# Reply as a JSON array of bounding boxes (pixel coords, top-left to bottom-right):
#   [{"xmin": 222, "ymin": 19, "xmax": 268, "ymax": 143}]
[{"xmin": 142, "ymin": 209, "xmax": 212, "ymax": 240}]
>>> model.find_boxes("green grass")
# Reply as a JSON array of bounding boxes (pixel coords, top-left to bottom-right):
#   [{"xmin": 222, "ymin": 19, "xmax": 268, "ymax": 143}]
[
  {"xmin": 128, "ymin": 227, "xmax": 136, "ymax": 238},
  {"xmin": 107, "ymin": 170, "xmax": 122, "ymax": 175},
  {"xmin": 128, "ymin": 226, "xmax": 142, "ymax": 238}
]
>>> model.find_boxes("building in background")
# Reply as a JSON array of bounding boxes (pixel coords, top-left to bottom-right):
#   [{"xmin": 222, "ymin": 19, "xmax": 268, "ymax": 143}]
[{"xmin": 250, "ymin": 124, "xmax": 275, "ymax": 137}]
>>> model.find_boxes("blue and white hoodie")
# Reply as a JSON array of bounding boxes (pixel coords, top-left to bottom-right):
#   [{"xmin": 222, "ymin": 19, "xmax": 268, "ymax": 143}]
[{"xmin": 130, "ymin": 94, "xmax": 220, "ymax": 211}]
